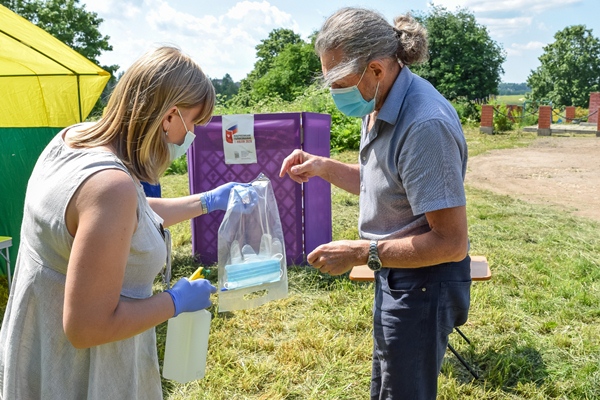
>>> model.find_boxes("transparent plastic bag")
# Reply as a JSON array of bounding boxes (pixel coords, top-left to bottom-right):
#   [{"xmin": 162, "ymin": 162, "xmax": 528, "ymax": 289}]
[{"xmin": 217, "ymin": 173, "xmax": 288, "ymax": 312}]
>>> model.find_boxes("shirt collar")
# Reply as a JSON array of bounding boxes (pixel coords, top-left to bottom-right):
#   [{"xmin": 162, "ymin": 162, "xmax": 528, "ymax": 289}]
[{"xmin": 377, "ymin": 65, "xmax": 414, "ymax": 126}]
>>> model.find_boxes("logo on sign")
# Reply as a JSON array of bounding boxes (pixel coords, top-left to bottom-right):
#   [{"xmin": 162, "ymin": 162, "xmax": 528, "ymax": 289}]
[{"xmin": 225, "ymin": 124, "xmax": 238, "ymax": 143}]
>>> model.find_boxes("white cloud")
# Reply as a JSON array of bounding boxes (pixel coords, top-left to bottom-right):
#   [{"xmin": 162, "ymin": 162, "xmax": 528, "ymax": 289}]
[
  {"xmin": 432, "ymin": 0, "xmax": 581, "ymax": 14},
  {"xmin": 431, "ymin": 0, "xmax": 582, "ymax": 38},
  {"xmin": 478, "ymin": 16, "xmax": 532, "ymax": 38},
  {"xmin": 92, "ymin": 0, "xmax": 301, "ymax": 81},
  {"xmin": 146, "ymin": 2, "xmax": 220, "ymax": 36},
  {"xmin": 84, "ymin": 0, "xmax": 142, "ymax": 19},
  {"xmin": 226, "ymin": 0, "xmax": 296, "ymax": 27},
  {"xmin": 506, "ymin": 41, "xmax": 546, "ymax": 56},
  {"xmin": 513, "ymin": 41, "xmax": 545, "ymax": 51}
]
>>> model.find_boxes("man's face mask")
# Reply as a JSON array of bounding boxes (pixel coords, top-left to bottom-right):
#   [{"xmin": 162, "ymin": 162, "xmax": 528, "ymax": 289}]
[
  {"xmin": 167, "ymin": 108, "xmax": 196, "ymax": 161},
  {"xmin": 330, "ymin": 67, "xmax": 379, "ymax": 118}
]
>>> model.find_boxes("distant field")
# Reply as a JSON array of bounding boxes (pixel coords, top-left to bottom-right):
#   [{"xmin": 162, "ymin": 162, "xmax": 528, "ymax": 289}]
[{"xmin": 497, "ymin": 94, "xmax": 527, "ymax": 105}]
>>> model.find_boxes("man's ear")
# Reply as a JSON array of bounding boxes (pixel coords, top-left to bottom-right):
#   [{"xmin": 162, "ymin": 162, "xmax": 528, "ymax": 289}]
[{"xmin": 369, "ymin": 60, "xmax": 386, "ymax": 81}]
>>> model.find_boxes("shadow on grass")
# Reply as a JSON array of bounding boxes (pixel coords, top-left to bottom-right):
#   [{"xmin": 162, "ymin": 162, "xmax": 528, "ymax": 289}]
[{"xmin": 444, "ymin": 335, "xmax": 549, "ymax": 394}]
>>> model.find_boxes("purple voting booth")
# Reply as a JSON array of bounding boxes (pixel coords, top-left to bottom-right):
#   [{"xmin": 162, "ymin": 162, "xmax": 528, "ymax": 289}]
[{"xmin": 188, "ymin": 112, "xmax": 331, "ymax": 266}]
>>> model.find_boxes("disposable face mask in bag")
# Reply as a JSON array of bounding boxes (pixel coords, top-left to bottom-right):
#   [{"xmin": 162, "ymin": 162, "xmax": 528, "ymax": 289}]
[
  {"xmin": 217, "ymin": 173, "xmax": 288, "ymax": 312},
  {"xmin": 223, "ymin": 254, "xmax": 283, "ymax": 291}
]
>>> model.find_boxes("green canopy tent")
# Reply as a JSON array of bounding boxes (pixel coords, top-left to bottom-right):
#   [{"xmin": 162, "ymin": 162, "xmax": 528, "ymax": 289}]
[{"xmin": 0, "ymin": 4, "xmax": 110, "ymax": 279}]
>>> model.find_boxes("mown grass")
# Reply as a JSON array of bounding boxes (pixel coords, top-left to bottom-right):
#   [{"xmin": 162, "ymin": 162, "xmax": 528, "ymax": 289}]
[
  {"xmin": 152, "ymin": 127, "xmax": 600, "ymax": 399},
  {"xmin": 1, "ymin": 127, "xmax": 598, "ymax": 399}
]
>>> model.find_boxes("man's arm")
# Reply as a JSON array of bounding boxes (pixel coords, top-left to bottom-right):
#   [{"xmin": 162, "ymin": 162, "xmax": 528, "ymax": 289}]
[{"xmin": 308, "ymin": 206, "xmax": 468, "ymax": 275}]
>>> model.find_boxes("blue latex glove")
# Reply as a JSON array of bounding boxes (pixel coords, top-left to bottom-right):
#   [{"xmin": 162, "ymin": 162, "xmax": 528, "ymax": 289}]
[
  {"xmin": 203, "ymin": 182, "xmax": 243, "ymax": 213},
  {"xmin": 229, "ymin": 184, "xmax": 259, "ymax": 214},
  {"xmin": 165, "ymin": 278, "xmax": 217, "ymax": 317}
]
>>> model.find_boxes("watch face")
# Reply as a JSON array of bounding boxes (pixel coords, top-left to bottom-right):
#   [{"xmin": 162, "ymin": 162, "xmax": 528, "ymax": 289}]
[{"xmin": 368, "ymin": 258, "xmax": 382, "ymax": 271}]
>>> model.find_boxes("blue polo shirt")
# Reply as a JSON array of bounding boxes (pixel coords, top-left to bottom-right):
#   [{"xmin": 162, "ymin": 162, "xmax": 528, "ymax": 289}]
[{"xmin": 358, "ymin": 66, "xmax": 467, "ymax": 240}]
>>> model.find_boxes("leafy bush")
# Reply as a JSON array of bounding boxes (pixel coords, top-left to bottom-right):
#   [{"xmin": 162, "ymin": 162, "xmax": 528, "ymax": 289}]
[
  {"xmin": 219, "ymin": 84, "xmax": 362, "ymax": 153},
  {"xmin": 451, "ymin": 97, "xmax": 480, "ymax": 126},
  {"xmin": 494, "ymin": 105, "xmax": 514, "ymax": 132},
  {"xmin": 512, "ymin": 102, "xmax": 537, "ymax": 127},
  {"xmin": 576, "ymin": 107, "xmax": 590, "ymax": 122},
  {"xmin": 164, "ymin": 155, "xmax": 187, "ymax": 175},
  {"xmin": 518, "ymin": 111, "xmax": 538, "ymax": 127},
  {"xmin": 487, "ymin": 101, "xmax": 514, "ymax": 132}
]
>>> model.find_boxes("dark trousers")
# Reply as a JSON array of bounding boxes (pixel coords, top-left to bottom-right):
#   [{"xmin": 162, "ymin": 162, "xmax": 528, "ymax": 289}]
[{"xmin": 370, "ymin": 256, "xmax": 471, "ymax": 400}]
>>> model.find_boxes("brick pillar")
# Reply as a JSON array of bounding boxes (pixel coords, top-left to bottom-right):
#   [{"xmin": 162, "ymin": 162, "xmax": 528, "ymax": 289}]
[
  {"xmin": 538, "ymin": 105, "xmax": 552, "ymax": 136},
  {"xmin": 597, "ymin": 107, "xmax": 600, "ymax": 137},
  {"xmin": 589, "ymin": 92, "xmax": 600, "ymax": 124},
  {"xmin": 480, "ymin": 104, "xmax": 494, "ymax": 134},
  {"xmin": 565, "ymin": 106, "xmax": 576, "ymax": 123}
]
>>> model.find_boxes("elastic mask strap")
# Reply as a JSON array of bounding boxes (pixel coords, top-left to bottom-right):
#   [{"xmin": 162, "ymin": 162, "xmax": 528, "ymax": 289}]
[{"xmin": 356, "ymin": 66, "xmax": 368, "ymax": 87}]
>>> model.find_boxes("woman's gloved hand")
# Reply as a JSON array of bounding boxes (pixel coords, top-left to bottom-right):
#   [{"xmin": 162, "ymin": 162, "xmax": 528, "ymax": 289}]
[
  {"xmin": 229, "ymin": 184, "xmax": 259, "ymax": 214},
  {"xmin": 165, "ymin": 278, "xmax": 217, "ymax": 317},
  {"xmin": 202, "ymin": 182, "xmax": 257, "ymax": 213},
  {"xmin": 202, "ymin": 182, "xmax": 242, "ymax": 213}
]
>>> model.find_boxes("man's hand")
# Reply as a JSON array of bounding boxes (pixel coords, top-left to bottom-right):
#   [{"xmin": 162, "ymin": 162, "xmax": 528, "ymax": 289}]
[
  {"xmin": 279, "ymin": 149, "xmax": 323, "ymax": 184},
  {"xmin": 307, "ymin": 240, "xmax": 369, "ymax": 276}
]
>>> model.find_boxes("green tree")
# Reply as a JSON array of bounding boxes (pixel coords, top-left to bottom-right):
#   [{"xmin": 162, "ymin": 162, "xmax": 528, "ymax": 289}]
[
  {"xmin": 527, "ymin": 25, "xmax": 600, "ymax": 107},
  {"xmin": 211, "ymin": 73, "xmax": 239, "ymax": 101},
  {"xmin": 233, "ymin": 28, "xmax": 320, "ymax": 105},
  {"xmin": 253, "ymin": 28, "xmax": 303, "ymax": 76},
  {"xmin": 252, "ymin": 42, "xmax": 321, "ymax": 101},
  {"xmin": 412, "ymin": 6, "xmax": 505, "ymax": 100}
]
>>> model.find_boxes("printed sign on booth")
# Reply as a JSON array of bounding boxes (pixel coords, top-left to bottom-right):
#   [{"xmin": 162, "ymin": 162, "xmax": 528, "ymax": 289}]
[{"xmin": 222, "ymin": 114, "xmax": 257, "ymax": 164}]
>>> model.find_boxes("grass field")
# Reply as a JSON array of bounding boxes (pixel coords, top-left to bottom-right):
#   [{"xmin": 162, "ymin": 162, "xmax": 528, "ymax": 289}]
[
  {"xmin": 1, "ymin": 127, "xmax": 598, "ymax": 399},
  {"xmin": 156, "ymin": 127, "xmax": 600, "ymax": 399},
  {"xmin": 497, "ymin": 95, "xmax": 527, "ymax": 106}
]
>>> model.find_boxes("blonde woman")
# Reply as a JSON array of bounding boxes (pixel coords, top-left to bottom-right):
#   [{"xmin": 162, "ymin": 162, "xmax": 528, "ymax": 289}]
[{"xmin": 0, "ymin": 46, "xmax": 237, "ymax": 399}]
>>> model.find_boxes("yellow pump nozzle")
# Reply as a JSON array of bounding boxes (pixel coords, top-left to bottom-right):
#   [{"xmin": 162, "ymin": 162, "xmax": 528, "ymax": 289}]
[{"xmin": 189, "ymin": 267, "xmax": 205, "ymax": 281}]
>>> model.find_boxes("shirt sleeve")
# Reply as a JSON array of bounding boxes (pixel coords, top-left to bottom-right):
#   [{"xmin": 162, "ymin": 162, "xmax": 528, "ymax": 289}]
[{"xmin": 397, "ymin": 118, "xmax": 467, "ymax": 216}]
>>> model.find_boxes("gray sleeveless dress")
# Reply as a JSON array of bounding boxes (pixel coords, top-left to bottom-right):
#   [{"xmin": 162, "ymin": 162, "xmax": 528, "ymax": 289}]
[{"xmin": 0, "ymin": 128, "xmax": 168, "ymax": 399}]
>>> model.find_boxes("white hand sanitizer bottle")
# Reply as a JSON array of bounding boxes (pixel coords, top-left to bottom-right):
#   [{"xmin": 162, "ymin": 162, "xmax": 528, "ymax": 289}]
[{"xmin": 162, "ymin": 267, "xmax": 212, "ymax": 383}]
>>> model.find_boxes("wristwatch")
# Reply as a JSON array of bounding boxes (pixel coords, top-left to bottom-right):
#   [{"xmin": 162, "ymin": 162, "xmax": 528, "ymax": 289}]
[
  {"xmin": 199, "ymin": 192, "xmax": 209, "ymax": 215},
  {"xmin": 367, "ymin": 240, "xmax": 382, "ymax": 271}
]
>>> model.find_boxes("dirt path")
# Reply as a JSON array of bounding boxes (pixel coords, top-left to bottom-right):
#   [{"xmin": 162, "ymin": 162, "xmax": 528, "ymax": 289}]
[{"xmin": 465, "ymin": 137, "xmax": 600, "ymax": 222}]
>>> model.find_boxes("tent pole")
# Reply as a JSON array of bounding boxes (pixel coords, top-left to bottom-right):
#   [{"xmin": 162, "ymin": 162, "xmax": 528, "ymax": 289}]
[
  {"xmin": 2, "ymin": 28, "xmax": 91, "ymax": 123},
  {"xmin": 77, "ymin": 74, "xmax": 82, "ymax": 122},
  {"xmin": 0, "ymin": 29, "xmax": 79, "ymax": 75}
]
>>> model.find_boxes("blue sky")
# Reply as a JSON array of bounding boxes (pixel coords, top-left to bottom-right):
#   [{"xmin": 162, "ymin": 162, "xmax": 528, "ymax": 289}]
[{"xmin": 82, "ymin": 0, "xmax": 599, "ymax": 84}]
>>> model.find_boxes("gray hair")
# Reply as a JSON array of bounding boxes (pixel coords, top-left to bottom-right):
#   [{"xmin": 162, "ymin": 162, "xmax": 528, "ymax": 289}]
[{"xmin": 315, "ymin": 7, "xmax": 428, "ymax": 85}]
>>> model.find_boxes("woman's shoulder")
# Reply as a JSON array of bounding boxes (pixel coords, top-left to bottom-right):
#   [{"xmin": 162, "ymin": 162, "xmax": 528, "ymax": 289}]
[
  {"xmin": 66, "ymin": 168, "xmax": 139, "ymax": 233},
  {"xmin": 79, "ymin": 168, "xmax": 138, "ymax": 205},
  {"xmin": 62, "ymin": 122, "xmax": 115, "ymax": 154}
]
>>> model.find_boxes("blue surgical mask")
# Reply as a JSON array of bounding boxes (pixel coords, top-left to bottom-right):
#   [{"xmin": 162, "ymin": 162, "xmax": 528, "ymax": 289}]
[
  {"xmin": 330, "ymin": 67, "xmax": 379, "ymax": 117},
  {"xmin": 223, "ymin": 255, "xmax": 283, "ymax": 290},
  {"xmin": 166, "ymin": 109, "xmax": 196, "ymax": 161}
]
